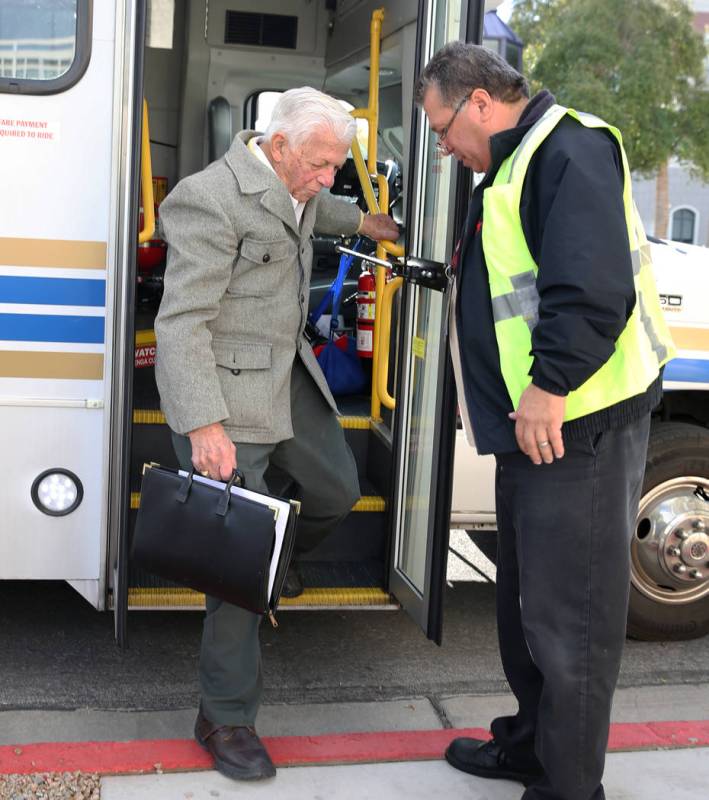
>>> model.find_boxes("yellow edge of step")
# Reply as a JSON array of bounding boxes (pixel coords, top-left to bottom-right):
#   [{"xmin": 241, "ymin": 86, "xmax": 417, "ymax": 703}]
[
  {"xmin": 337, "ymin": 415, "xmax": 372, "ymax": 430},
  {"xmin": 130, "ymin": 492, "xmax": 384, "ymax": 512},
  {"xmin": 133, "ymin": 409, "xmax": 370, "ymax": 430},
  {"xmin": 133, "ymin": 409, "xmax": 166, "ymax": 425},
  {"xmin": 127, "ymin": 586, "xmax": 391, "ymax": 609}
]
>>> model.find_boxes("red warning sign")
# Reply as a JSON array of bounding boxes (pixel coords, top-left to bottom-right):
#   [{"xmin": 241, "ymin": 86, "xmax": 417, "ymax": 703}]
[
  {"xmin": 0, "ymin": 117, "xmax": 60, "ymax": 142},
  {"xmin": 134, "ymin": 345, "xmax": 156, "ymax": 369}
]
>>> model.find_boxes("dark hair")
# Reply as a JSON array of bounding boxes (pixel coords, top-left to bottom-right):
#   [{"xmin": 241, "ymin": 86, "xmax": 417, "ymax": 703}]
[{"xmin": 415, "ymin": 41, "xmax": 529, "ymax": 107}]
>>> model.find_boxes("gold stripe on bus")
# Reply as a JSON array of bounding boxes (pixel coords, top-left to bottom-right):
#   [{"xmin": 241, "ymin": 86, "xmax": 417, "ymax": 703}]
[
  {"xmin": 0, "ymin": 351, "xmax": 103, "ymax": 380},
  {"xmin": 126, "ymin": 586, "xmax": 393, "ymax": 610},
  {"xmin": 131, "ymin": 491, "xmax": 384, "ymax": 513},
  {"xmin": 669, "ymin": 326, "xmax": 709, "ymax": 352},
  {"xmin": 0, "ymin": 237, "xmax": 107, "ymax": 269}
]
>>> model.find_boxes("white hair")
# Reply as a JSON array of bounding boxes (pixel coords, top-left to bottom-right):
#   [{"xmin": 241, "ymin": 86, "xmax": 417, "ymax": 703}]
[{"xmin": 262, "ymin": 87, "xmax": 357, "ymax": 148}]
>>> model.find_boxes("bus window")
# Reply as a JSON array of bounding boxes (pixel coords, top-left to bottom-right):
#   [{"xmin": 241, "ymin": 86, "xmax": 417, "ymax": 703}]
[
  {"xmin": 244, "ymin": 90, "xmax": 369, "ymax": 159},
  {"xmin": 244, "ymin": 90, "xmax": 283, "ymax": 131},
  {"xmin": 0, "ymin": 0, "xmax": 91, "ymax": 95}
]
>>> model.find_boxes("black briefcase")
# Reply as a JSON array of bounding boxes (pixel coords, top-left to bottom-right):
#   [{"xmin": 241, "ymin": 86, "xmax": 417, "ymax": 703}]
[{"xmin": 131, "ymin": 464, "xmax": 299, "ymax": 618}]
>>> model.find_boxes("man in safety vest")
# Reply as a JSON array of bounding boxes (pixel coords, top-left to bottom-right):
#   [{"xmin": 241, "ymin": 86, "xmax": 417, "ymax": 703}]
[{"xmin": 416, "ymin": 42, "xmax": 674, "ymax": 800}]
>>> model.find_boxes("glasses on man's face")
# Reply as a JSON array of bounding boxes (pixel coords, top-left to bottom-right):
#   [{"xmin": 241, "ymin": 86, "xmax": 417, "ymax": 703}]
[{"xmin": 435, "ymin": 94, "xmax": 469, "ymax": 153}]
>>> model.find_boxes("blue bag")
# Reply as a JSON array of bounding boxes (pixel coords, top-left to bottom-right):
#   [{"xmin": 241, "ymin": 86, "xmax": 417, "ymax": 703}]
[{"xmin": 309, "ymin": 241, "xmax": 367, "ymax": 397}]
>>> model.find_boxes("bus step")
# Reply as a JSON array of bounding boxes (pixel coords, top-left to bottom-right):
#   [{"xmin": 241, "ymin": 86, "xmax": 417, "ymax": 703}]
[
  {"xmin": 121, "ymin": 586, "xmax": 397, "ymax": 611},
  {"xmin": 133, "ymin": 408, "xmax": 372, "ymax": 430},
  {"xmin": 130, "ymin": 492, "xmax": 385, "ymax": 513}
]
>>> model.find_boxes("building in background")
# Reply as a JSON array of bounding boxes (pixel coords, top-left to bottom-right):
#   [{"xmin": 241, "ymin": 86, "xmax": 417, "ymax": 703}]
[{"xmin": 483, "ymin": 8, "xmax": 523, "ymax": 71}]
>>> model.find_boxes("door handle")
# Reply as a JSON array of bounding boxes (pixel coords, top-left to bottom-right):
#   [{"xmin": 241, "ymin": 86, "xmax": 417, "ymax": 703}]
[{"xmin": 336, "ymin": 247, "xmax": 450, "ymax": 292}]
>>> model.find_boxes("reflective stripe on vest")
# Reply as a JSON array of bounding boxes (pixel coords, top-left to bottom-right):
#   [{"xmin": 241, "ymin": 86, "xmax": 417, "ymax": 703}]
[
  {"xmin": 481, "ymin": 104, "xmax": 675, "ymax": 421},
  {"xmin": 490, "ymin": 271, "xmax": 539, "ymax": 330}
]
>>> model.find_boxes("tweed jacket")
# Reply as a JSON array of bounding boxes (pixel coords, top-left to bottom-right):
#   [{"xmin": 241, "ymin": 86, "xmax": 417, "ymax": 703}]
[{"xmin": 154, "ymin": 131, "xmax": 361, "ymax": 443}]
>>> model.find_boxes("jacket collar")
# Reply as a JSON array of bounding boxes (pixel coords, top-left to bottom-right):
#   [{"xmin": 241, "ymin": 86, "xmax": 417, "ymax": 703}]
[
  {"xmin": 460, "ymin": 91, "xmax": 556, "ymax": 267},
  {"xmin": 488, "ymin": 90, "xmax": 556, "ymax": 172},
  {"xmin": 225, "ymin": 131, "xmax": 300, "ymax": 236}
]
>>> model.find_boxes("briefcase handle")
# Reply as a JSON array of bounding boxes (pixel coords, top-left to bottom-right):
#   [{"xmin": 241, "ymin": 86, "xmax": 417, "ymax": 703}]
[{"xmin": 175, "ymin": 468, "xmax": 247, "ymax": 517}]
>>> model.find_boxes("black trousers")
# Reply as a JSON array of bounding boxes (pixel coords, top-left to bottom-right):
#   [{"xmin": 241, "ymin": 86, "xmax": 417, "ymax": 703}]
[{"xmin": 492, "ymin": 415, "xmax": 650, "ymax": 800}]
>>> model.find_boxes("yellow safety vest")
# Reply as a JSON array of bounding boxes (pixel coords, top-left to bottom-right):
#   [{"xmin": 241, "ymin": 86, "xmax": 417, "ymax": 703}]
[{"xmin": 481, "ymin": 104, "xmax": 675, "ymax": 420}]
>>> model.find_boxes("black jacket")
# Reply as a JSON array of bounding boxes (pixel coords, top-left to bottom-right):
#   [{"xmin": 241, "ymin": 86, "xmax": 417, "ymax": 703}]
[{"xmin": 456, "ymin": 90, "xmax": 661, "ymax": 455}]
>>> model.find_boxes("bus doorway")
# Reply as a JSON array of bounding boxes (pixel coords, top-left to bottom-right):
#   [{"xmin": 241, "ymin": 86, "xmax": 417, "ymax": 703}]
[{"xmin": 113, "ymin": 0, "xmax": 483, "ymax": 643}]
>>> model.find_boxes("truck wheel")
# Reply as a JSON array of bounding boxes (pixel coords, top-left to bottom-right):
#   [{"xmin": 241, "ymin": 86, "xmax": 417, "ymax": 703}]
[{"xmin": 628, "ymin": 421, "xmax": 709, "ymax": 641}]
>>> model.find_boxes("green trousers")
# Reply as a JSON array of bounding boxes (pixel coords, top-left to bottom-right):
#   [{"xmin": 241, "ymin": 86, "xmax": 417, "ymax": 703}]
[{"xmin": 171, "ymin": 357, "xmax": 360, "ymax": 725}]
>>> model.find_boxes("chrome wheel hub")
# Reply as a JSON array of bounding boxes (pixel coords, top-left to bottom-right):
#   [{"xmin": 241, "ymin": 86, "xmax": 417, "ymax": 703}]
[{"xmin": 631, "ymin": 477, "xmax": 709, "ymax": 604}]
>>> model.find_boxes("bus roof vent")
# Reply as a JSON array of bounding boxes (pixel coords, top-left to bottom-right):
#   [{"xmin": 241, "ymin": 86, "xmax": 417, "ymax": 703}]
[{"xmin": 224, "ymin": 11, "xmax": 298, "ymax": 49}]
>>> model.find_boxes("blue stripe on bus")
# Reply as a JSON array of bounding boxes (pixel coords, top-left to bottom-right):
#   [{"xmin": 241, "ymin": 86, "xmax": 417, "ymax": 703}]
[
  {"xmin": 0, "ymin": 276, "xmax": 105, "ymax": 307},
  {"xmin": 664, "ymin": 358, "xmax": 709, "ymax": 384},
  {"xmin": 0, "ymin": 314, "xmax": 104, "ymax": 344}
]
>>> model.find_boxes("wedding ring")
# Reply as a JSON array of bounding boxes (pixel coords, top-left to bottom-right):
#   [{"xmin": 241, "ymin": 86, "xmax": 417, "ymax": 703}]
[
  {"xmin": 538, "ymin": 441, "xmax": 550, "ymax": 448},
  {"xmin": 200, "ymin": 470, "xmax": 209, "ymax": 477}
]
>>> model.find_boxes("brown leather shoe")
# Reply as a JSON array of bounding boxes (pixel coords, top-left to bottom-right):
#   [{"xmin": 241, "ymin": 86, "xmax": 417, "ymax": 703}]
[{"xmin": 195, "ymin": 709, "xmax": 276, "ymax": 780}]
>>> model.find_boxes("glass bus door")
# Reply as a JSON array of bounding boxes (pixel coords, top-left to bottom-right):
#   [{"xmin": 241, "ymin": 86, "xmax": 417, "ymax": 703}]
[{"xmin": 388, "ymin": 0, "xmax": 483, "ymax": 644}]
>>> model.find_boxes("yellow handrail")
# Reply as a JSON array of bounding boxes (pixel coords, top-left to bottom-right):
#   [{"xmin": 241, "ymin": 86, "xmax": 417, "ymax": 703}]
[
  {"xmin": 349, "ymin": 140, "xmax": 403, "ymax": 259},
  {"xmin": 371, "ymin": 174, "xmax": 390, "ymax": 419},
  {"xmin": 376, "ymin": 277, "xmax": 404, "ymax": 409},
  {"xmin": 348, "ymin": 4, "xmax": 402, "ymax": 262},
  {"xmin": 349, "ymin": 8, "xmax": 407, "ymax": 420},
  {"xmin": 138, "ymin": 99, "xmax": 155, "ymax": 244},
  {"xmin": 349, "ymin": 4, "xmax": 402, "ymax": 259}
]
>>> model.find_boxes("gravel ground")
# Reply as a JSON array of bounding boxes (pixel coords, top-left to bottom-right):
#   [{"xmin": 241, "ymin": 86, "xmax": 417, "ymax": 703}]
[{"xmin": 0, "ymin": 773, "xmax": 100, "ymax": 799}]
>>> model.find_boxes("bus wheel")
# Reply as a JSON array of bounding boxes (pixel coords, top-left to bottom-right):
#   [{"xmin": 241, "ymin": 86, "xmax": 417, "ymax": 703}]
[{"xmin": 628, "ymin": 421, "xmax": 709, "ymax": 641}]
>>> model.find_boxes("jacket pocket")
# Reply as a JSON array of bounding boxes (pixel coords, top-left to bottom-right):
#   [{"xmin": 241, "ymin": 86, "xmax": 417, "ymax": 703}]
[
  {"xmin": 228, "ymin": 237, "xmax": 293, "ymax": 297},
  {"xmin": 212, "ymin": 340, "xmax": 273, "ymax": 431},
  {"xmin": 240, "ymin": 238, "xmax": 291, "ymax": 264}
]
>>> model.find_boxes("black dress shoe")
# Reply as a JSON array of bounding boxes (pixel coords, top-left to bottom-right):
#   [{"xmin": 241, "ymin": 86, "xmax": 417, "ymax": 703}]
[
  {"xmin": 445, "ymin": 737, "xmax": 544, "ymax": 786},
  {"xmin": 280, "ymin": 564, "xmax": 304, "ymax": 598},
  {"xmin": 195, "ymin": 709, "xmax": 276, "ymax": 780}
]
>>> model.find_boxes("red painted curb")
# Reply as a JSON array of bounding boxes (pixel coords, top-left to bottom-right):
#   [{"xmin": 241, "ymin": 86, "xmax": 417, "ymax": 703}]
[
  {"xmin": 608, "ymin": 720, "xmax": 709, "ymax": 750},
  {"xmin": 0, "ymin": 722, "xmax": 707, "ymax": 777}
]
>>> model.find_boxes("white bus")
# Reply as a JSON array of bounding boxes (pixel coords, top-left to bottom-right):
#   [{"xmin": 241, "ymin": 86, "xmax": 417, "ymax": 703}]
[{"xmin": 1, "ymin": 0, "xmax": 707, "ymax": 645}]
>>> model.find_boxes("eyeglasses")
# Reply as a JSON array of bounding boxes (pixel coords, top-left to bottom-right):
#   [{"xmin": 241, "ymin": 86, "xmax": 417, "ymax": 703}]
[{"xmin": 435, "ymin": 94, "xmax": 469, "ymax": 152}]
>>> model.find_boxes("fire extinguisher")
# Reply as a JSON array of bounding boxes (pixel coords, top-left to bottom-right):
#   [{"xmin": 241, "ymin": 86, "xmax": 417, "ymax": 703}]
[{"xmin": 356, "ymin": 265, "xmax": 376, "ymax": 358}]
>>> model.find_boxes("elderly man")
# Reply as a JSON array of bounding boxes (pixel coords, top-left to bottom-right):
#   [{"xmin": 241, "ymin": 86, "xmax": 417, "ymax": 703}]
[
  {"xmin": 155, "ymin": 87, "xmax": 398, "ymax": 781},
  {"xmin": 416, "ymin": 44, "xmax": 673, "ymax": 800}
]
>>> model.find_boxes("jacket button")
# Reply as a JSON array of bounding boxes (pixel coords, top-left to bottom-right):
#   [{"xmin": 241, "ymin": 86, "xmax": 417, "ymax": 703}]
[
  {"xmin": 262, "ymin": 253, "xmax": 270, "ymax": 263},
  {"xmin": 300, "ymin": 294, "xmax": 305, "ymax": 303},
  {"xmin": 231, "ymin": 368, "xmax": 241, "ymax": 376}
]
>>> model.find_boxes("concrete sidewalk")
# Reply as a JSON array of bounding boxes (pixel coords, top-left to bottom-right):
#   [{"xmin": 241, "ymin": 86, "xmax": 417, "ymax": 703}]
[
  {"xmin": 100, "ymin": 748, "xmax": 709, "ymax": 800},
  {"xmin": 2, "ymin": 683, "xmax": 708, "ymax": 745},
  {"xmin": 1, "ymin": 685, "xmax": 708, "ymax": 799}
]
